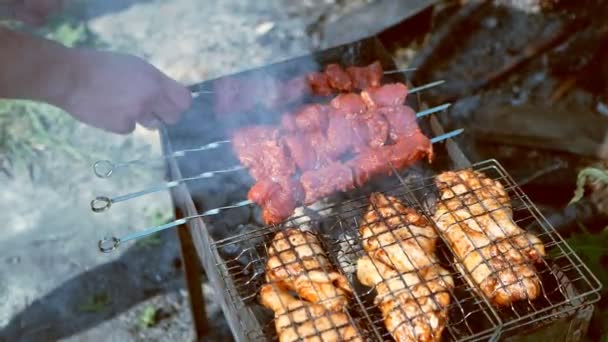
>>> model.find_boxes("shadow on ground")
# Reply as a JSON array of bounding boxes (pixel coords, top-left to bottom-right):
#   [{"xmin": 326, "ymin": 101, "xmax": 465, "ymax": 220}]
[{"xmin": 0, "ymin": 232, "xmax": 187, "ymax": 341}]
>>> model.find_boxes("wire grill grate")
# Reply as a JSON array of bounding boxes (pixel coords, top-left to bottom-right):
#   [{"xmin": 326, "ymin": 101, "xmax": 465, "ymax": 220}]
[{"xmin": 211, "ymin": 159, "xmax": 602, "ymax": 341}]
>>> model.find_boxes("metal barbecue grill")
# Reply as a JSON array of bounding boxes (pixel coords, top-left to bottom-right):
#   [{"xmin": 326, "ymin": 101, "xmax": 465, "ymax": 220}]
[{"xmin": 92, "ymin": 36, "xmax": 602, "ymax": 341}]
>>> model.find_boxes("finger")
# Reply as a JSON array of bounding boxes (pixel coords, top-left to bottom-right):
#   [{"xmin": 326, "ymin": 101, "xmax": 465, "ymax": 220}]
[
  {"xmin": 147, "ymin": 91, "xmax": 181, "ymax": 125},
  {"xmin": 162, "ymin": 78, "xmax": 192, "ymax": 123},
  {"xmin": 24, "ymin": 0, "xmax": 64, "ymax": 15},
  {"xmin": 12, "ymin": 6, "xmax": 46, "ymax": 26},
  {"xmin": 137, "ymin": 115, "xmax": 163, "ymax": 130},
  {"xmin": 109, "ymin": 116, "xmax": 137, "ymax": 135}
]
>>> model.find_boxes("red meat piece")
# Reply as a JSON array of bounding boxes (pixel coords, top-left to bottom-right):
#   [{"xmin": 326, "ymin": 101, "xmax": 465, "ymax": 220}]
[{"xmin": 361, "ymin": 83, "xmax": 409, "ymax": 108}]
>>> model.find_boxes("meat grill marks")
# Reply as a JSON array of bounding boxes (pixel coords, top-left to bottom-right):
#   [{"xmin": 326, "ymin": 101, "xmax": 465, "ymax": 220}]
[
  {"xmin": 432, "ymin": 169, "xmax": 546, "ymax": 307},
  {"xmin": 260, "ymin": 228, "xmax": 363, "ymax": 342},
  {"xmin": 236, "ymin": 83, "xmax": 432, "ymax": 224},
  {"xmin": 215, "ymin": 61, "xmax": 385, "ymax": 115},
  {"xmin": 356, "ymin": 193, "xmax": 454, "ymax": 342}
]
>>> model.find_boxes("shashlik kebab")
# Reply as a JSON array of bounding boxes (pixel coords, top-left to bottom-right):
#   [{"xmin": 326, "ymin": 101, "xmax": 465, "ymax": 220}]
[
  {"xmin": 432, "ymin": 170, "xmax": 546, "ymax": 306},
  {"xmin": 233, "ymin": 83, "xmax": 433, "ymax": 224},
  {"xmin": 213, "ymin": 61, "xmax": 397, "ymax": 115}
]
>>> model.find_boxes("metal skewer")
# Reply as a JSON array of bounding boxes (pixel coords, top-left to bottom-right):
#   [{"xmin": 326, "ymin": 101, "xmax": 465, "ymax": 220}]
[
  {"xmin": 97, "ymin": 128, "xmax": 464, "ymax": 253},
  {"xmin": 93, "ymin": 140, "xmax": 232, "ymax": 178},
  {"xmin": 188, "ymin": 67, "xmax": 419, "ymax": 94},
  {"xmin": 90, "ymin": 165, "xmax": 246, "ymax": 212},
  {"xmin": 90, "ymin": 103, "xmax": 452, "ymax": 212},
  {"xmin": 94, "ymin": 79, "xmax": 447, "ymax": 179}
]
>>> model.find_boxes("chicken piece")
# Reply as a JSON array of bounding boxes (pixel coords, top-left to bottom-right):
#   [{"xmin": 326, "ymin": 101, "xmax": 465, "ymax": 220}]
[
  {"xmin": 260, "ymin": 284, "xmax": 363, "ymax": 342},
  {"xmin": 232, "ymin": 126, "xmax": 296, "ymax": 180},
  {"xmin": 434, "ymin": 170, "xmax": 544, "ymax": 249},
  {"xmin": 324, "ymin": 64, "xmax": 352, "ymax": 91},
  {"xmin": 356, "ymin": 256, "xmax": 453, "ymax": 342},
  {"xmin": 360, "ymin": 193, "xmax": 439, "ymax": 272},
  {"xmin": 346, "ymin": 61, "xmax": 383, "ymax": 90},
  {"xmin": 361, "ymin": 83, "xmax": 409, "ymax": 108},
  {"xmin": 265, "ymin": 229, "xmax": 353, "ymax": 311},
  {"xmin": 307, "ymin": 72, "xmax": 333, "ymax": 96},
  {"xmin": 379, "ymin": 105, "xmax": 418, "ymax": 141},
  {"xmin": 300, "ymin": 162, "xmax": 355, "ymax": 205},
  {"xmin": 433, "ymin": 170, "xmax": 546, "ymax": 306}
]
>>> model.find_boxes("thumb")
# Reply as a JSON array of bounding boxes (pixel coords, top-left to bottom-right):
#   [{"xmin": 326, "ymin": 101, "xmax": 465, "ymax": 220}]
[{"xmin": 164, "ymin": 78, "xmax": 192, "ymax": 113}]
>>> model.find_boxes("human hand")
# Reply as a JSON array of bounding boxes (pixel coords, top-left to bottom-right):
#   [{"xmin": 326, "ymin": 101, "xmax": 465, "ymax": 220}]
[
  {"xmin": 60, "ymin": 48, "xmax": 192, "ymax": 134},
  {"xmin": 4, "ymin": 0, "xmax": 64, "ymax": 26}
]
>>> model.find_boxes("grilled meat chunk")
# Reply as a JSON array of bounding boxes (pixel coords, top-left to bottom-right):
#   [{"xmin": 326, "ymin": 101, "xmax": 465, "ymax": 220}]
[
  {"xmin": 379, "ymin": 105, "xmax": 417, "ymax": 141},
  {"xmin": 330, "ymin": 93, "xmax": 367, "ymax": 115},
  {"xmin": 346, "ymin": 61, "xmax": 383, "ymax": 90},
  {"xmin": 433, "ymin": 170, "xmax": 546, "ymax": 306},
  {"xmin": 348, "ymin": 128, "xmax": 433, "ymax": 186},
  {"xmin": 248, "ymin": 178, "xmax": 303, "ymax": 224},
  {"xmin": 280, "ymin": 104, "xmax": 329, "ymax": 133},
  {"xmin": 324, "ymin": 64, "xmax": 352, "ymax": 92},
  {"xmin": 300, "ymin": 162, "xmax": 355, "ymax": 205},
  {"xmin": 347, "ymin": 148, "xmax": 393, "ymax": 186},
  {"xmin": 232, "ymin": 126, "xmax": 296, "ymax": 181},
  {"xmin": 260, "ymin": 284, "xmax": 362, "ymax": 342},
  {"xmin": 357, "ymin": 193, "xmax": 453, "ymax": 342},
  {"xmin": 361, "ymin": 83, "xmax": 409, "ymax": 108},
  {"xmin": 351, "ymin": 109, "xmax": 390, "ymax": 149},
  {"xmin": 265, "ymin": 228, "xmax": 353, "ymax": 311},
  {"xmin": 283, "ymin": 134, "xmax": 317, "ymax": 171},
  {"xmin": 389, "ymin": 130, "xmax": 433, "ymax": 168},
  {"xmin": 325, "ymin": 108, "xmax": 357, "ymax": 158},
  {"xmin": 307, "ymin": 71, "xmax": 333, "ymax": 96}
]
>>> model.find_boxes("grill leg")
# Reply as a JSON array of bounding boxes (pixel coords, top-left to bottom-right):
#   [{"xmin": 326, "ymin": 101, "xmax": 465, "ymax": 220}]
[{"xmin": 176, "ymin": 209, "xmax": 209, "ymax": 340}]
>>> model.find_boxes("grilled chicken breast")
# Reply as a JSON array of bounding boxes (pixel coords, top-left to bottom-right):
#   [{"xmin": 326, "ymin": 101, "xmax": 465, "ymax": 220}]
[
  {"xmin": 260, "ymin": 284, "xmax": 362, "ymax": 342},
  {"xmin": 261, "ymin": 228, "xmax": 363, "ymax": 341},
  {"xmin": 433, "ymin": 169, "xmax": 546, "ymax": 306},
  {"xmin": 360, "ymin": 193, "xmax": 439, "ymax": 272},
  {"xmin": 265, "ymin": 228, "xmax": 352, "ymax": 311},
  {"xmin": 357, "ymin": 193, "xmax": 453, "ymax": 342}
]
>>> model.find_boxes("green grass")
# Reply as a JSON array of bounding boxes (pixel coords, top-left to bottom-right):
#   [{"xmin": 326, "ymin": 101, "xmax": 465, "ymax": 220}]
[
  {"xmin": 567, "ymin": 166, "xmax": 608, "ymax": 341},
  {"xmin": 135, "ymin": 208, "xmax": 174, "ymax": 247},
  {"xmin": 0, "ymin": 12, "xmax": 103, "ymax": 175},
  {"xmin": 0, "ymin": 100, "xmax": 83, "ymax": 175},
  {"xmin": 78, "ymin": 292, "xmax": 110, "ymax": 313},
  {"xmin": 138, "ymin": 306, "xmax": 158, "ymax": 328}
]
